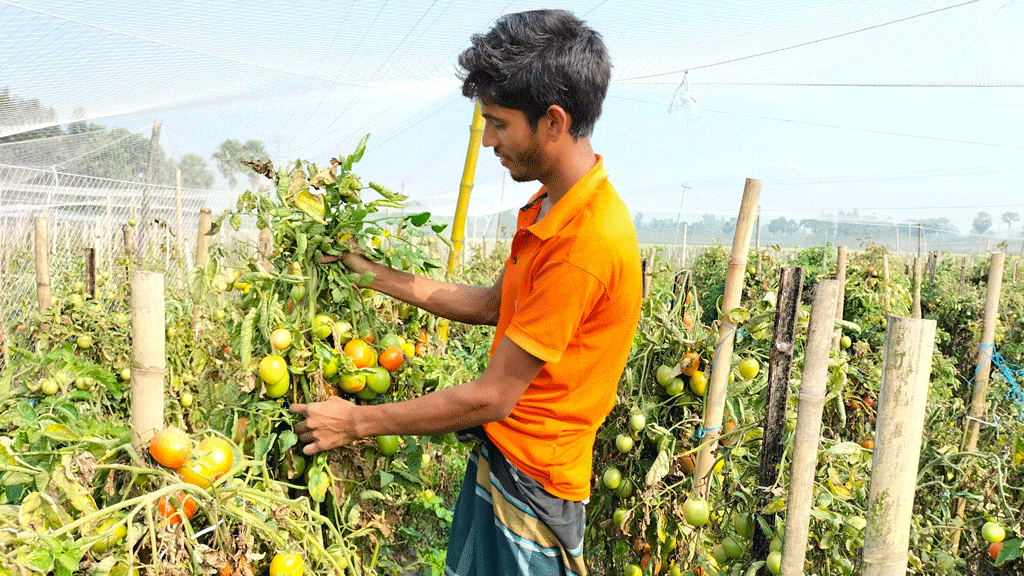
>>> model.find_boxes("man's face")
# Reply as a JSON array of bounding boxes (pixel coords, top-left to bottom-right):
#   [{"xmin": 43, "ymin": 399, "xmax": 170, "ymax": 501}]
[{"xmin": 479, "ymin": 103, "xmax": 546, "ymax": 183}]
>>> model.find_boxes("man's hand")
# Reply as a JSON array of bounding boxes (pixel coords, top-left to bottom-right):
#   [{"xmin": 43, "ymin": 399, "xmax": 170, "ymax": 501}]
[{"xmin": 290, "ymin": 397, "xmax": 361, "ymax": 455}]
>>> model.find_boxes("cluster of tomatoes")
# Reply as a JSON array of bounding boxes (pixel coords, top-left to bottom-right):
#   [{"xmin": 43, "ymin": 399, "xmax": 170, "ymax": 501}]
[
  {"xmin": 147, "ymin": 427, "xmax": 306, "ymax": 576},
  {"xmin": 257, "ymin": 313, "xmax": 427, "ymax": 402},
  {"xmin": 147, "ymin": 427, "xmax": 234, "ymax": 524}
]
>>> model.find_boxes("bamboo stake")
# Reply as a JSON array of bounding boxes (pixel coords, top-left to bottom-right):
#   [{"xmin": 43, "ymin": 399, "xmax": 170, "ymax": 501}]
[
  {"xmin": 755, "ymin": 206, "xmax": 762, "ymax": 274},
  {"xmin": 35, "ymin": 217, "xmax": 52, "ymax": 311},
  {"xmin": 753, "ymin": 266, "xmax": 803, "ymax": 573},
  {"xmin": 950, "ymin": 251, "xmax": 1006, "ymax": 552},
  {"xmin": 780, "ymin": 279, "xmax": 839, "ymax": 576},
  {"xmin": 130, "ymin": 271, "xmax": 165, "ymax": 453},
  {"xmin": 911, "ymin": 256, "xmax": 922, "ymax": 319},
  {"xmin": 862, "ymin": 316, "xmax": 937, "ymax": 576},
  {"xmin": 448, "ymin": 102, "xmax": 485, "ymax": 276},
  {"xmin": 694, "ymin": 178, "xmax": 761, "ymax": 497},
  {"xmin": 928, "ymin": 252, "xmax": 939, "ymax": 287},
  {"xmin": 881, "ymin": 254, "xmax": 891, "ymax": 314},
  {"xmin": 832, "ymin": 245, "xmax": 848, "ymax": 350}
]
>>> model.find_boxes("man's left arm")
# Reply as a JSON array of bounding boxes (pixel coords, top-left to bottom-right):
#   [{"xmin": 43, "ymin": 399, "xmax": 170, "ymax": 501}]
[{"xmin": 291, "ymin": 336, "xmax": 543, "ymax": 454}]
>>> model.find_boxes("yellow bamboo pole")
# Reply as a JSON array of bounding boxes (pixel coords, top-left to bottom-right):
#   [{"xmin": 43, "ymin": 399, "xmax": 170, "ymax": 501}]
[{"xmin": 448, "ymin": 101, "xmax": 485, "ymax": 276}]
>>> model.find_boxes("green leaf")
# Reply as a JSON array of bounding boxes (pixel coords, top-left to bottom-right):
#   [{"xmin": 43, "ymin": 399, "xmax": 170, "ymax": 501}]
[
  {"xmin": 42, "ymin": 423, "xmax": 80, "ymax": 443},
  {"xmin": 644, "ymin": 448, "xmax": 671, "ymax": 487},
  {"xmin": 18, "ymin": 401, "xmax": 36, "ymax": 423},
  {"xmin": 994, "ymin": 538, "xmax": 1021, "ymax": 566},
  {"xmin": 350, "ymin": 133, "xmax": 370, "ymax": 164},
  {"xmin": 254, "ymin": 433, "xmax": 276, "ymax": 462},
  {"xmin": 277, "ymin": 431, "xmax": 298, "ymax": 453},
  {"xmin": 409, "ymin": 212, "xmax": 431, "ymax": 227},
  {"xmin": 379, "ymin": 471, "xmax": 394, "ymax": 487},
  {"xmin": 431, "ymin": 223, "xmax": 448, "ymax": 233},
  {"xmin": 834, "ymin": 319, "xmax": 862, "ymax": 334}
]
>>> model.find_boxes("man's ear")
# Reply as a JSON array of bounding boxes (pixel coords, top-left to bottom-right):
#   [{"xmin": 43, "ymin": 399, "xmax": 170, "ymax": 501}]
[{"xmin": 541, "ymin": 105, "xmax": 572, "ymax": 141}]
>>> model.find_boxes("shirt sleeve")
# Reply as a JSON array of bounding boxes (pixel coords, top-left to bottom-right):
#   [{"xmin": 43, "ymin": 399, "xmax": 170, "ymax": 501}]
[{"xmin": 504, "ymin": 260, "xmax": 606, "ymax": 364}]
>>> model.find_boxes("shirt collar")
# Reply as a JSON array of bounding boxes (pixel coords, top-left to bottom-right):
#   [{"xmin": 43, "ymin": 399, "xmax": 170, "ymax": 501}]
[{"xmin": 520, "ymin": 155, "xmax": 607, "ymax": 240}]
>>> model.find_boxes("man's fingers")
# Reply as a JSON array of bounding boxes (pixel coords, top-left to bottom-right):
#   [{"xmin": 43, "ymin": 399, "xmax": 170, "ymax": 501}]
[
  {"xmin": 289, "ymin": 403, "xmax": 308, "ymax": 415},
  {"xmin": 319, "ymin": 254, "xmax": 343, "ymax": 264}
]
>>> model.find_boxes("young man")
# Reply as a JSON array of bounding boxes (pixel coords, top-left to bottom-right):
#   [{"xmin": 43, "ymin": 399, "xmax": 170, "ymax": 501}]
[{"xmin": 290, "ymin": 10, "xmax": 641, "ymax": 575}]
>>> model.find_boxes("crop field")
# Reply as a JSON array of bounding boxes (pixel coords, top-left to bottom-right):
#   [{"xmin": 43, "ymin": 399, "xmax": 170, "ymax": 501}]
[{"xmin": 0, "ymin": 155, "xmax": 1022, "ymax": 576}]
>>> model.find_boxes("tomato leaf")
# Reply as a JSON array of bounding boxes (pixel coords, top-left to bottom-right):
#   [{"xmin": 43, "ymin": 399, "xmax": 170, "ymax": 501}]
[
  {"xmin": 994, "ymin": 538, "xmax": 1021, "ymax": 566},
  {"xmin": 42, "ymin": 423, "xmax": 79, "ymax": 443},
  {"xmin": 254, "ymin": 433, "xmax": 275, "ymax": 462},
  {"xmin": 410, "ymin": 212, "xmax": 431, "ymax": 227}
]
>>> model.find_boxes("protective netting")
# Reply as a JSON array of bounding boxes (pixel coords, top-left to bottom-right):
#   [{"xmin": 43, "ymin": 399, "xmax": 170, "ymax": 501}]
[{"xmin": 1, "ymin": 0, "xmax": 1023, "ymax": 326}]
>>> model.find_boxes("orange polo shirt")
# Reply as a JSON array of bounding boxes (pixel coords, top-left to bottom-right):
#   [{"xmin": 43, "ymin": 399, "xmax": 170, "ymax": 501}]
[{"xmin": 483, "ymin": 156, "xmax": 642, "ymax": 501}]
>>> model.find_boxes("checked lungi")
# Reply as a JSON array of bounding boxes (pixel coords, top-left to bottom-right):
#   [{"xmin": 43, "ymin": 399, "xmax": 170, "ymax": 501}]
[{"xmin": 444, "ymin": 431, "xmax": 587, "ymax": 576}]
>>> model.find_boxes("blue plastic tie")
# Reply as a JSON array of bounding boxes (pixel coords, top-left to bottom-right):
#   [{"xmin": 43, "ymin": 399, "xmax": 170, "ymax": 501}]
[
  {"xmin": 695, "ymin": 426, "xmax": 721, "ymax": 439},
  {"xmin": 977, "ymin": 343, "xmax": 1024, "ymax": 420}
]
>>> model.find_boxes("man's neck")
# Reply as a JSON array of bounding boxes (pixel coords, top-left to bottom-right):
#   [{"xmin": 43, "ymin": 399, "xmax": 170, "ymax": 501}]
[{"xmin": 538, "ymin": 138, "xmax": 597, "ymax": 215}]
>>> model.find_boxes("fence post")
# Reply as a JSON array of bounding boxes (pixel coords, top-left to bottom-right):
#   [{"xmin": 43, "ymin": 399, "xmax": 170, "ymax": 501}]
[
  {"xmin": 780, "ymin": 279, "xmax": 839, "ymax": 576},
  {"xmin": 753, "ymin": 266, "xmax": 803, "ymax": 575},
  {"xmin": 862, "ymin": 316, "xmax": 937, "ymax": 575},
  {"xmin": 34, "ymin": 217, "xmax": 52, "ymax": 312},
  {"xmin": 85, "ymin": 248, "xmax": 96, "ymax": 299},
  {"xmin": 130, "ymin": 271, "xmax": 165, "ymax": 453},
  {"xmin": 911, "ymin": 255, "xmax": 923, "ymax": 319}
]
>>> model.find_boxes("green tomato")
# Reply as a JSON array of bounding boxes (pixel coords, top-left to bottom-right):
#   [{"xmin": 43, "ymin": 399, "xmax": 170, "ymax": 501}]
[
  {"xmin": 76, "ymin": 334, "xmax": 94, "ymax": 349},
  {"xmin": 615, "ymin": 434, "xmax": 634, "ymax": 453},
  {"xmin": 41, "ymin": 378, "xmax": 60, "ymax": 396},
  {"xmin": 628, "ymin": 413, "xmax": 646, "ymax": 432},
  {"xmin": 681, "ymin": 497, "xmax": 709, "ymax": 526},
  {"xmin": 602, "ymin": 467, "xmax": 622, "ymax": 490},
  {"xmin": 376, "ymin": 435, "xmax": 401, "ymax": 456},
  {"xmin": 982, "ymin": 521, "xmax": 1005, "ymax": 543},
  {"xmin": 180, "ymin": 391, "xmax": 194, "ymax": 408}
]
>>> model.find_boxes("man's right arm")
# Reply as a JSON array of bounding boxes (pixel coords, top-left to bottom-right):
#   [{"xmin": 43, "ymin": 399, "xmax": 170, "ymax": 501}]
[{"xmin": 339, "ymin": 253, "xmax": 503, "ymax": 326}]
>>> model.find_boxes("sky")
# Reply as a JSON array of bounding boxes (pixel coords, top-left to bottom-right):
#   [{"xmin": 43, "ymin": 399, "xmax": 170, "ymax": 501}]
[{"xmin": 1, "ymin": 0, "xmax": 1022, "ymax": 238}]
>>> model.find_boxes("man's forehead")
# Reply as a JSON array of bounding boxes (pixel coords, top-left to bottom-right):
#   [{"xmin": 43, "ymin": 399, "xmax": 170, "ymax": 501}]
[{"xmin": 479, "ymin": 102, "xmax": 525, "ymax": 121}]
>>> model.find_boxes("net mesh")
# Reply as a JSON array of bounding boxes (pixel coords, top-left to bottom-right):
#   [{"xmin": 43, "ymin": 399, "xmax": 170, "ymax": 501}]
[{"xmin": 1, "ymin": 0, "xmax": 1022, "ymax": 327}]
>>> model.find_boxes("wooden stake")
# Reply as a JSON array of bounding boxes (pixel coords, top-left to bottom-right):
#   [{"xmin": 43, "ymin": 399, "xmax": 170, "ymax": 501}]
[
  {"xmin": 862, "ymin": 316, "xmax": 937, "ymax": 575},
  {"xmin": 695, "ymin": 178, "xmax": 761, "ymax": 497},
  {"xmin": 85, "ymin": 248, "xmax": 96, "ymax": 299},
  {"xmin": 950, "ymin": 251, "xmax": 1006, "ymax": 552},
  {"xmin": 195, "ymin": 208, "xmax": 212, "ymax": 269},
  {"xmin": 175, "ymin": 169, "xmax": 184, "ymax": 264},
  {"xmin": 928, "ymin": 252, "xmax": 939, "ymax": 287},
  {"xmin": 832, "ymin": 246, "xmax": 848, "ymax": 350},
  {"xmin": 881, "ymin": 254, "xmax": 891, "ymax": 314},
  {"xmin": 780, "ymin": 279, "xmax": 839, "ymax": 576},
  {"xmin": 130, "ymin": 271, "xmax": 165, "ymax": 453},
  {"xmin": 259, "ymin": 227, "xmax": 273, "ymax": 271},
  {"xmin": 753, "ymin": 266, "xmax": 804, "ymax": 572},
  {"xmin": 641, "ymin": 248, "xmax": 654, "ymax": 299},
  {"xmin": 34, "ymin": 217, "xmax": 52, "ymax": 311},
  {"xmin": 911, "ymin": 256, "xmax": 922, "ymax": 319},
  {"xmin": 958, "ymin": 257, "xmax": 967, "ymax": 296},
  {"xmin": 122, "ymin": 224, "xmax": 135, "ymax": 263}
]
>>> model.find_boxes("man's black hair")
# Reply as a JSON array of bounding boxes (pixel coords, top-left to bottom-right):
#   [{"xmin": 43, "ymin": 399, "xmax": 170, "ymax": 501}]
[{"xmin": 458, "ymin": 9, "xmax": 611, "ymax": 139}]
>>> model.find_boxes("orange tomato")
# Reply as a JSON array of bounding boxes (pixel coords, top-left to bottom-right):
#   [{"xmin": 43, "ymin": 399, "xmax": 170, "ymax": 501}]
[
  {"xmin": 362, "ymin": 332, "xmax": 375, "ymax": 344},
  {"xmin": 344, "ymin": 339, "xmax": 376, "ymax": 369},
  {"xmin": 379, "ymin": 346, "xmax": 404, "ymax": 372},
  {"xmin": 682, "ymin": 312, "xmax": 695, "ymax": 329},
  {"xmin": 157, "ymin": 492, "xmax": 197, "ymax": 524},
  {"xmin": 149, "ymin": 427, "xmax": 192, "ymax": 468},
  {"xmin": 417, "ymin": 328, "xmax": 429, "ymax": 345},
  {"xmin": 415, "ymin": 343, "xmax": 426, "ymax": 356},
  {"xmin": 177, "ymin": 437, "xmax": 234, "ymax": 488},
  {"xmin": 680, "ymin": 352, "xmax": 700, "ymax": 377}
]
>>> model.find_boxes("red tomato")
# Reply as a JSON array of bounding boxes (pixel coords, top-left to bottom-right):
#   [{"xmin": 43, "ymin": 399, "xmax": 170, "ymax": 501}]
[
  {"xmin": 177, "ymin": 437, "xmax": 234, "ymax": 488},
  {"xmin": 157, "ymin": 492, "xmax": 197, "ymax": 525}
]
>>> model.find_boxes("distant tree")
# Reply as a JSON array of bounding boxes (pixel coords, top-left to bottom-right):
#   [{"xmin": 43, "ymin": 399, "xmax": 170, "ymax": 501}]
[
  {"xmin": 1001, "ymin": 212, "xmax": 1019, "ymax": 237},
  {"xmin": 767, "ymin": 217, "xmax": 798, "ymax": 235},
  {"xmin": 972, "ymin": 212, "xmax": 992, "ymax": 235},
  {"xmin": 213, "ymin": 139, "xmax": 270, "ymax": 189},
  {"xmin": 634, "ymin": 212, "xmax": 645, "ymax": 232},
  {"xmin": 175, "ymin": 154, "xmax": 215, "ymax": 189},
  {"xmin": 917, "ymin": 217, "xmax": 958, "ymax": 236}
]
